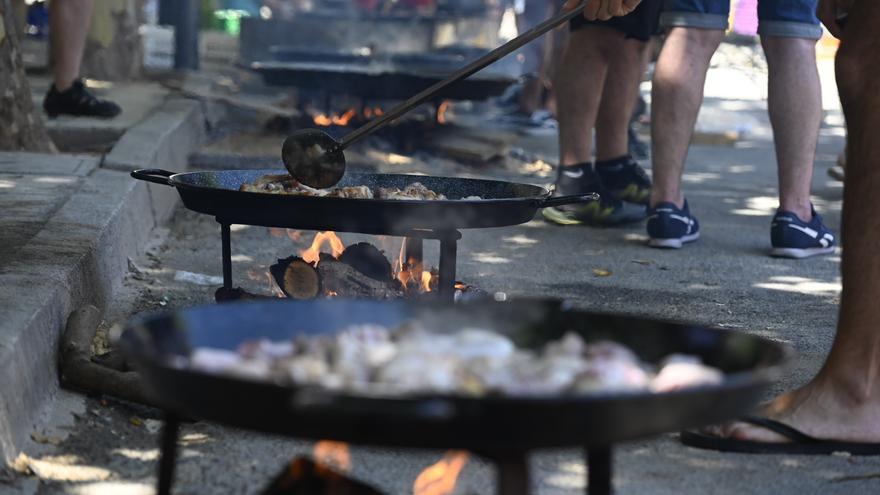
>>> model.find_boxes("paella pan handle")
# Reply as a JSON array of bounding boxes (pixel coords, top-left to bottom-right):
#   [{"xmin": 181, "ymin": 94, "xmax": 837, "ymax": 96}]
[
  {"xmin": 130, "ymin": 169, "xmax": 176, "ymax": 186},
  {"xmin": 290, "ymin": 388, "xmax": 457, "ymax": 421},
  {"xmin": 540, "ymin": 193, "xmax": 600, "ymax": 208}
]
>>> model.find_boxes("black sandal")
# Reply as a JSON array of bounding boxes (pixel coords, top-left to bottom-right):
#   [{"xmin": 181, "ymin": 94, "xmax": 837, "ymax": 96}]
[{"xmin": 680, "ymin": 416, "xmax": 880, "ymax": 456}]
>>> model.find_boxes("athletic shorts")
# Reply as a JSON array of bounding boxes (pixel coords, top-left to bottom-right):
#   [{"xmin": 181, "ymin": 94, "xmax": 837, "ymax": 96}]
[
  {"xmin": 660, "ymin": 0, "xmax": 822, "ymax": 39},
  {"xmin": 570, "ymin": 0, "xmax": 663, "ymax": 42}
]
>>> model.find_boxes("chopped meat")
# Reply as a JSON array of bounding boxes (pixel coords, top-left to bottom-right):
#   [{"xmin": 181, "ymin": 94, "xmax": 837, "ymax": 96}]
[
  {"xmin": 239, "ymin": 174, "xmax": 454, "ymax": 200},
  {"xmin": 377, "ymin": 182, "xmax": 447, "ymax": 200},
  {"xmin": 188, "ymin": 325, "xmax": 724, "ymax": 398}
]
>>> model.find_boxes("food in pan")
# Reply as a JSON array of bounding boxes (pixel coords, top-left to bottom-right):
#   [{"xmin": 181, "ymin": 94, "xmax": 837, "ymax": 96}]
[
  {"xmin": 239, "ymin": 174, "xmax": 452, "ymax": 200},
  {"xmin": 187, "ymin": 323, "xmax": 723, "ymax": 397}
]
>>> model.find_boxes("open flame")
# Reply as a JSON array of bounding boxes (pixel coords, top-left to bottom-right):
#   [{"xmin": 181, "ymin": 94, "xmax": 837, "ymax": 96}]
[
  {"xmin": 436, "ymin": 100, "xmax": 451, "ymax": 125},
  {"xmin": 313, "ymin": 440, "xmax": 352, "ymax": 473},
  {"xmin": 301, "ymin": 231, "xmax": 345, "ymax": 266},
  {"xmin": 413, "ymin": 451, "xmax": 469, "ymax": 495},
  {"xmin": 421, "ymin": 271, "xmax": 433, "ymax": 293},
  {"xmin": 313, "ymin": 108, "xmax": 358, "ymax": 127}
]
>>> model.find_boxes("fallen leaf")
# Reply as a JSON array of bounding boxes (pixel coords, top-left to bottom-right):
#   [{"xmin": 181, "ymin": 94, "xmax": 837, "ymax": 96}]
[
  {"xmin": 592, "ymin": 269, "xmax": 613, "ymax": 277},
  {"xmin": 129, "ymin": 417, "xmax": 144, "ymax": 427},
  {"xmin": 30, "ymin": 432, "xmax": 62, "ymax": 446}
]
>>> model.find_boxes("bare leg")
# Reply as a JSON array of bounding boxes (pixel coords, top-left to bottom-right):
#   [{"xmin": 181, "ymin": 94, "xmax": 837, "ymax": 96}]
[
  {"xmin": 50, "ymin": 0, "xmax": 93, "ymax": 91},
  {"xmin": 556, "ymin": 26, "xmax": 628, "ymax": 166},
  {"xmin": 716, "ymin": 0, "xmax": 880, "ymax": 444},
  {"xmin": 761, "ymin": 36, "xmax": 821, "ymax": 222},
  {"xmin": 594, "ymin": 36, "xmax": 650, "ymax": 161},
  {"xmin": 649, "ymin": 27, "xmax": 724, "ymax": 208}
]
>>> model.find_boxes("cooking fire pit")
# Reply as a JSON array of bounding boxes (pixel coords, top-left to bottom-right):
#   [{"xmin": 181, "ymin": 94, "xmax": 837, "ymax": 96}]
[
  {"xmin": 120, "ymin": 299, "xmax": 788, "ymax": 495},
  {"xmin": 132, "ymin": 169, "xmax": 596, "ymax": 301}
]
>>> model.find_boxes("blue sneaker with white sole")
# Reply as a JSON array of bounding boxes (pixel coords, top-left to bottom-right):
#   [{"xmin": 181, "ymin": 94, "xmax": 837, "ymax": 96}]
[
  {"xmin": 647, "ymin": 200, "xmax": 700, "ymax": 248},
  {"xmin": 770, "ymin": 206, "xmax": 835, "ymax": 259}
]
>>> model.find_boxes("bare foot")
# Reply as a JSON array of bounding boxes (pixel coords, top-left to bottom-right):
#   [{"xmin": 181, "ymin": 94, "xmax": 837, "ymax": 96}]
[{"xmin": 705, "ymin": 375, "xmax": 880, "ymax": 444}]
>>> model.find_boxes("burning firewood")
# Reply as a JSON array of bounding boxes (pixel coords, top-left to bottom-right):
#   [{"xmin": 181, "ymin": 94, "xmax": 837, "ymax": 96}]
[
  {"xmin": 270, "ymin": 258, "xmax": 322, "ymax": 300},
  {"xmin": 270, "ymin": 256, "xmax": 401, "ymax": 300},
  {"xmin": 262, "ymin": 457, "xmax": 384, "ymax": 495},
  {"xmin": 337, "ymin": 242, "xmax": 392, "ymax": 282}
]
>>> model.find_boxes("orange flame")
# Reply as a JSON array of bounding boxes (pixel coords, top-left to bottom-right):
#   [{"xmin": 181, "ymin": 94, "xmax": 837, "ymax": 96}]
[
  {"xmin": 312, "ymin": 108, "xmax": 358, "ymax": 127},
  {"xmin": 313, "ymin": 440, "xmax": 351, "ymax": 473},
  {"xmin": 301, "ymin": 231, "xmax": 345, "ymax": 266},
  {"xmin": 421, "ymin": 271, "xmax": 433, "ymax": 292},
  {"xmin": 269, "ymin": 227, "xmax": 286, "ymax": 238},
  {"xmin": 374, "ymin": 107, "xmax": 384, "ymax": 116},
  {"xmin": 436, "ymin": 100, "xmax": 451, "ymax": 124},
  {"xmin": 313, "ymin": 114, "xmax": 333, "ymax": 126},
  {"xmin": 413, "ymin": 451, "xmax": 469, "ymax": 495},
  {"xmin": 286, "ymin": 229, "xmax": 302, "ymax": 242}
]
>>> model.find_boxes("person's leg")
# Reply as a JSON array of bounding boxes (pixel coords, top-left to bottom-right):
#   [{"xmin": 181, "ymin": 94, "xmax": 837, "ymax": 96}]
[
  {"xmin": 555, "ymin": 26, "xmax": 615, "ymax": 167},
  {"xmin": 49, "ymin": 0, "xmax": 93, "ymax": 92},
  {"xmin": 761, "ymin": 35, "xmax": 821, "ymax": 222},
  {"xmin": 710, "ymin": 0, "xmax": 880, "ymax": 444},
  {"xmin": 649, "ymin": 27, "xmax": 724, "ymax": 209},
  {"xmin": 593, "ymin": 36, "xmax": 649, "ymax": 161},
  {"xmin": 545, "ymin": 24, "xmax": 648, "ymax": 226}
]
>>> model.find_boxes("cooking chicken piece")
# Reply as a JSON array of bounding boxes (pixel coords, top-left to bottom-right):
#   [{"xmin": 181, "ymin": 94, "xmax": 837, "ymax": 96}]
[
  {"xmin": 331, "ymin": 324, "xmax": 397, "ymax": 387},
  {"xmin": 190, "ymin": 347, "xmax": 242, "ymax": 373},
  {"xmin": 483, "ymin": 353, "xmax": 590, "ymax": 395},
  {"xmin": 451, "ymin": 328, "xmax": 515, "ymax": 362},
  {"xmin": 570, "ymin": 359, "xmax": 651, "ymax": 394},
  {"xmin": 279, "ymin": 354, "xmax": 331, "ymax": 386},
  {"xmin": 377, "ymin": 182, "xmax": 446, "ymax": 200},
  {"xmin": 543, "ymin": 332, "xmax": 586, "ymax": 358},
  {"xmin": 376, "ymin": 353, "xmax": 462, "ymax": 393},
  {"xmin": 238, "ymin": 339, "xmax": 296, "ymax": 360},
  {"xmin": 326, "ymin": 185, "xmax": 373, "ymax": 199},
  {"xmin": 583, "ymin": 340, "xmax": 641, "ymax": 364},
  {"xmin": 650, "ymin": 355, "xmax": 724, "ymax": 392}
]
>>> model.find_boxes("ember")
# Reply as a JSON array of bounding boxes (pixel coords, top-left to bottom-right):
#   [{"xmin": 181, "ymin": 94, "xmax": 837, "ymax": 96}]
[
  {"xmin": 414, "ymin": 451, "xmax": 469, "ymax": 495},
  {"xmin": 313, "ymin": 440, "xmax": 352, "ymax": 473},
  {"xmin": 436, "ymin": 100, "xmax": 452, "ymax": 125}
]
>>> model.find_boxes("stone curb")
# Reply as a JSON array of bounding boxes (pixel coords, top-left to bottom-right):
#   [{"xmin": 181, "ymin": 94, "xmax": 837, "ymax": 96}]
[{"xmin": 0, "ymin": 99, "xmax": 206, "ymax": 464}]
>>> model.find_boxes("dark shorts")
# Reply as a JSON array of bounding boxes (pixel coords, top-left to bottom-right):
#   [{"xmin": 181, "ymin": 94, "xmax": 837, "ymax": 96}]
[
  {"xmin": 570, "ymin": 0, "xmax": 663, "ymax": 42},
  {"xmin": 661, "ymin": 0, "xmax": 822, "ymax": 39}
]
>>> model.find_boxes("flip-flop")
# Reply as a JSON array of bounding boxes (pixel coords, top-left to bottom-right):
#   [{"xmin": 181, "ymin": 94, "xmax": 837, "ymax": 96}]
[{"xmin": 680, "ymin": 416, "xmax": 880, "ymax": 456}]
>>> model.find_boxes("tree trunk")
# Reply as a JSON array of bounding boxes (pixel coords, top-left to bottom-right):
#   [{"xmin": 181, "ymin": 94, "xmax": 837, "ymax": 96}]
[
  {"xmin": 81, "ymin": 0, "xmax": 142, "ymax": 81},
  {"xmin": 0, "ymin": 0, "xmax": 52, "ymax": 152}
]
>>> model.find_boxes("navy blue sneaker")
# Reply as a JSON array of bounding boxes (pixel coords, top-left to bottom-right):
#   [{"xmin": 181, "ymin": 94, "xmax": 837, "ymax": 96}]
[
  {"xmin": 647, "ymin": 200, "xmax": 700, "ymax": 248},
  {"xmin": 770, "ymin": 206, "xmax": 835, "ymax": 259}
]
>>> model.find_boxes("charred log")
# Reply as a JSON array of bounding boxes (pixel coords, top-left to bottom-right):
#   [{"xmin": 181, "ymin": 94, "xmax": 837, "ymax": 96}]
[
  {"xmin": 270, "ymin": 256, "xmax": 400, "ymax": 300},
  {"xmin": 337, "ymin": 242, "xmax": 392, "ymax": 282},
  {"xmin": 317, "ymin": 260, "xmax": 401, "ymax": 299},
  {"xmin": 270, "ymin": 257, "xmax": 322, "ymax": 300}
]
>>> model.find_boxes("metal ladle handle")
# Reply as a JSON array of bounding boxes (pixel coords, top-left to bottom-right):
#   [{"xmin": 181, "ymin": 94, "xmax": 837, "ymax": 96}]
[{"xmin": 334, "ymin": 3, "xmax": 587, "ymax": 151}]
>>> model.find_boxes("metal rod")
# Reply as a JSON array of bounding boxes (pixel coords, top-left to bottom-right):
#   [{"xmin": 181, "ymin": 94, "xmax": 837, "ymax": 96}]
[
  {"xmin": 157, "ymin": 413, "xmax": 181, "ymax": 495},
  {"xmin": 587, "ymin": 447, "xmax": 613, "ymax": 495},
  {"xmin": 496, "ymin": 453, "xmax": 530, "ymax": 495},
  {"xmin": 335, "ymin": 4, "xmax": 586, "ymax": 151},
  {"xmin": 221, "ymin": 222, "xmax": 232, "ymax": 290},
  {"xmin": 438, "ymin": 234, "xmax": 458, "ymax": 302}
]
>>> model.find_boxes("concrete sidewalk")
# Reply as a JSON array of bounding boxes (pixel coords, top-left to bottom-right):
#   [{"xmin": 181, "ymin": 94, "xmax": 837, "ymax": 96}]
[{"xmin": 0, "ymin": 78, "xmax": 209, "ymax": 465}]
